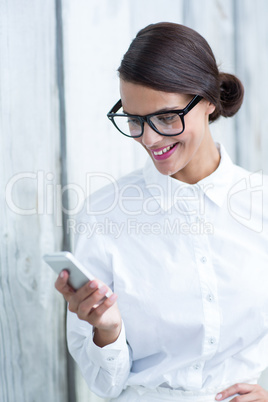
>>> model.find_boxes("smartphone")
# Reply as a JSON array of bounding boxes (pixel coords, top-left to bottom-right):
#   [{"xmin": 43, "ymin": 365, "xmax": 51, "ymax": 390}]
[{"xmin": 43, "ymin": 251, "xmax": 112, "ymax": 297}]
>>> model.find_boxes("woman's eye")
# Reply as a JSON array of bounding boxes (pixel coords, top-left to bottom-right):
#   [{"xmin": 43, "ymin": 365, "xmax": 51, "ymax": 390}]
[
  {"xmin": 127, "ymin": 118, "xmax": 140, "ymax": 126},
  {"xmin": 156, "ymin": 114, "xmax": 178, "ymax": 124}
]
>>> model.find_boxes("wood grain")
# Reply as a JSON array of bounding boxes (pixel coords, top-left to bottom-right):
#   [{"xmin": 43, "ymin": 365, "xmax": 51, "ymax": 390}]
[{"xmin": 0, "ymin": 1, "xmax": 67, "ymax": 401}]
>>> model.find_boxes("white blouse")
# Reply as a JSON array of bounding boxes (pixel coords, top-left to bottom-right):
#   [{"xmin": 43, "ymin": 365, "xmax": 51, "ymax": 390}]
[{"xmin": 67, "ymin": 143, "xmax": 268, "ymax": 400}]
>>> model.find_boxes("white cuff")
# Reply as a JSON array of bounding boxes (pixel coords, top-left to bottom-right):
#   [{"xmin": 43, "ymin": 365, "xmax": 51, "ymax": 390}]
[{"xmin": 86, "ymin": 321, "xmax": 128, "ymax": 371}]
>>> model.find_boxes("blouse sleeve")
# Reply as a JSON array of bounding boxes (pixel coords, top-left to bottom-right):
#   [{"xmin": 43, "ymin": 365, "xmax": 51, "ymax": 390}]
[
  {"xmin": 66, "ymin": 210, "xmax": 132, "ymax": 398},
  {"xmin": 67, "ymin": 310, "xmax": 132, "ymax": 398}
]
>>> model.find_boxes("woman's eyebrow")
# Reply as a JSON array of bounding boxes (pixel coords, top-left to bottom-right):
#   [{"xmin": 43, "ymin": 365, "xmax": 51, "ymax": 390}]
[{"xmin": 122, "ymin": 106, "xmax": 180, "ymax": 115}]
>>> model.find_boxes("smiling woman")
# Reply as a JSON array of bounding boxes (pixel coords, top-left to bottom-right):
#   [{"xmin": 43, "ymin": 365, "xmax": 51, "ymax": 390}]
[{"xmin": 55, "ymin": 22, "xmax": 268, "ymax": 402}]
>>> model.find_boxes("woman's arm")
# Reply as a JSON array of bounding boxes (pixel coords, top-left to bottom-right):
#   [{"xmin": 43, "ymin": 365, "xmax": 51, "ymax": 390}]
[{"xmin": 55, "ymin": 272, "xmax": 132, "ymax": 398}]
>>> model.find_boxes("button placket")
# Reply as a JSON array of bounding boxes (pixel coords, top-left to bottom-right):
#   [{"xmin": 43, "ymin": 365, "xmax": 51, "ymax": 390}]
[
  {"xmin": 184, "ymin": 199, "xmax": 221, "ymax": 387},
  {"xmin": 190, "ymin": 221, "xmax": 221, "ymax": 360}
]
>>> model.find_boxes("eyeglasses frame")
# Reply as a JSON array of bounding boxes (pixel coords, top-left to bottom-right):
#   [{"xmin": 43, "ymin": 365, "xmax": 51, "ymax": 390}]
[{"xmin": 107, "ymin": 95, "xmax": 203, "ymax": 138}]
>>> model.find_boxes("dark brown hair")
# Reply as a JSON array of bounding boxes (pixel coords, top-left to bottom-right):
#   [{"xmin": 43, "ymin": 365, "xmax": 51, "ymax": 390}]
[{"xmin": 118, "ymin": 22, "xmax": 244, "ymax": 122}]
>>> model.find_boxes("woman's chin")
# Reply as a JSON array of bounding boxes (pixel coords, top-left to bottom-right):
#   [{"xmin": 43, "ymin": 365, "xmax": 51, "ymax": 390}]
[{"xmin": 152, "ymin": 159, "xmax": 182, "ymax": 177}]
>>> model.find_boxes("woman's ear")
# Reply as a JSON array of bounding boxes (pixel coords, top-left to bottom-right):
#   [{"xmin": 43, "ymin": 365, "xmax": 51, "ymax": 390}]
[{"xmin": 206, "ymin": 102, "xmax": 216, "ymax": 116}]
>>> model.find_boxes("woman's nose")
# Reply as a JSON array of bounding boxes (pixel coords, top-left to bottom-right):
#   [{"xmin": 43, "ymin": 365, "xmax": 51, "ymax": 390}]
[{"xmin": 141, "ymin": 122, "xmax": 162, "ymax": 148}]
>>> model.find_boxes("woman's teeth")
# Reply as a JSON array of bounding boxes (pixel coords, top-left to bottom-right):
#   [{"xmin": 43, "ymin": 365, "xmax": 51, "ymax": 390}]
[{"xmin": 153, "ymin": 143, "xmax": 176, "ymax": 156}]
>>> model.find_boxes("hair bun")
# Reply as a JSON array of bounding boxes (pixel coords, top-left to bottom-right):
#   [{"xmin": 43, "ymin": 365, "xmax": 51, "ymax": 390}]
[
  {"xmin": 210, "ymin": 73, "xmax": 244, "ymax": 122},
  {"xmin": 220, "ymin": 72, "xmax": 244, "ymax": 116}
]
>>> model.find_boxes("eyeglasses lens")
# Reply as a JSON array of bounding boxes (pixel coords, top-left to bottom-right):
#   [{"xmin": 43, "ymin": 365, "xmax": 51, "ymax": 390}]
[{"xmin": 113, "ymin": 112, "xmax": 183, "ymax": 137}]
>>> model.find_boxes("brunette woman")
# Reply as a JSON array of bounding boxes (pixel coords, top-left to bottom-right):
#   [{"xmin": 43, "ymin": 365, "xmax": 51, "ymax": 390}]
[{"xmin": 56, "ymin": 22, "xmax": 268, "ymax": 402}]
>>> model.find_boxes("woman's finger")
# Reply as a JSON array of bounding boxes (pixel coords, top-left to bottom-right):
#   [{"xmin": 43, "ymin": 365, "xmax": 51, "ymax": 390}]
[
  {"xmin": 69, "ymin": 280, "xmax": 99, "ymax": 312},
  {"xmin": 215, "ymin": 383, "xmax": 258, "ymax": 401},
  {"xmin": 54, "ymin": 270, "xmax": 75, "ymax": 301},
  {"xmin": 74, "ymin": 285, "xmax": 112, "ymax": 318},
  {"xmin": 86, "ymin": 293, "xmax": 118, "ymax": 326}
]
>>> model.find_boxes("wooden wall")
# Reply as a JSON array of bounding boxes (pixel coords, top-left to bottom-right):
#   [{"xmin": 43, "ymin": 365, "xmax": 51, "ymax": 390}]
[
  {"xmin": 1, "ymin": 1, "xmax": 267, "ymax": 402},
  {"xmin": 0, "ymin": 0, "xmax": 68, "ymax": 401}
]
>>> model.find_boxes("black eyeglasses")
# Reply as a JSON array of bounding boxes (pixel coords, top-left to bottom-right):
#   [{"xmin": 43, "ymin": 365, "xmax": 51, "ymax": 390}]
[{"xmin": 107, "ymin": 95, "xmax": 202, "ymax": 138}]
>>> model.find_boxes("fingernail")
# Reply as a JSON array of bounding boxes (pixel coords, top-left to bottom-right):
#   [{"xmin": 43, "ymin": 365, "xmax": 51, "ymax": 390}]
[
  {"xmin": 99, "ymin": 286, "xmax": 107, "ymax": 295},
  {"xmin": 216, "ymin": 394, "xmax": 222, "ymax": 400},
  {"xmin": 89, "ymin": 281, "xmax": 97, "ymax": 289},
  {"xmin": 60, "ymin": 271, "xmax": 65, "ymax": 278}
]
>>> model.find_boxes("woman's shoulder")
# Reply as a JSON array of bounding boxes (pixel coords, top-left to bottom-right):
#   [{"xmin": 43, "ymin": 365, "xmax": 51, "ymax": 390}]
[
  {"xmin": 79, "ymin": 167, "xmax": 145, "ymax": 218},
  {"xmin": 229, "ymin": 163, "xmax": 268, "ymax": 226},
  {"xmin": 231, "ymin": 163, "xmax": 268, "ymax": 193}
]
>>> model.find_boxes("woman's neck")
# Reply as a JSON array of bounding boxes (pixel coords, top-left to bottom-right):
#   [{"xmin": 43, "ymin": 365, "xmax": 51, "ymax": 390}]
[{"xmin": 171, "ymin": 136, "xmax": 221, "ymax": 184}]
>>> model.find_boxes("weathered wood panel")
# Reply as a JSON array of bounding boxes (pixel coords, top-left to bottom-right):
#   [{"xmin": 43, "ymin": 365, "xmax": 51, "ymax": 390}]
[
  {"xmin": 235, "ymin": 0, "xmax": 268, "ymax": 173},
  {"xmin": 0, "ymin": 1, "xmax": 67, "ymax": 401}
]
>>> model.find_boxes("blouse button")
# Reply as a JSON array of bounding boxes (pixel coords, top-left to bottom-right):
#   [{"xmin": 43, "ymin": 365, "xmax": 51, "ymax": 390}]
[
  {"xmin": 207, "ymin": 294, "xmax": 214, "ymax": 302},
  {"xmin": 193, "ymin": 363, "xmax": 201, "ymax": 370},
  {"xmin": 208, "ymin": 337, "xmax": 216, "ymax": 345},
  {"xmin": 200, "ymin": 256, "xmax": 207, "ymax": 263},
  {"xmin": 107, "ymin": 356, "xmax": 115, "ymax": 361}
]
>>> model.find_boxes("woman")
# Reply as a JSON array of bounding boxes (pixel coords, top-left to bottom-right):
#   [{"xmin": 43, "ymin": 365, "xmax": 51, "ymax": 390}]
[{"xmin": 55, "ymin": 23, "xmax": 268, "ymax": 401}]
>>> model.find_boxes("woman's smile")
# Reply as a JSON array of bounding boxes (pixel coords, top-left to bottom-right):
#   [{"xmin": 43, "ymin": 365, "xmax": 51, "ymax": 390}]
[{"xmin": 149, "ymin": 142, "xmax": 179, "ymax": 160}]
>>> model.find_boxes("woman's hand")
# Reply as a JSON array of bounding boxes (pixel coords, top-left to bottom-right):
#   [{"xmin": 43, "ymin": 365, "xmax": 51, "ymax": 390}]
[
  {"xmin": 215, "ymin": 383, "xmax": 268, "ymax": 401},
  {"xmin": 55, "ymin": 270, "xmax": 122, "ymax": 347}
]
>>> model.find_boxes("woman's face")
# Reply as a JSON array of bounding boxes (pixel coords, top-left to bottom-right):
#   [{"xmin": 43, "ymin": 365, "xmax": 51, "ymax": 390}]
[{"xmin": 119, "ymin": 80, "xmax": 216, "ymax": 182}]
